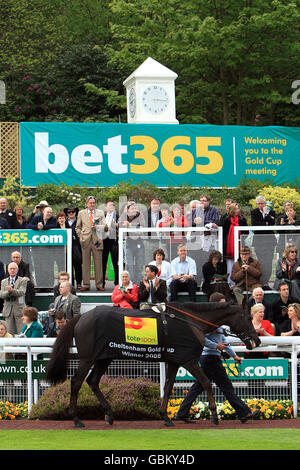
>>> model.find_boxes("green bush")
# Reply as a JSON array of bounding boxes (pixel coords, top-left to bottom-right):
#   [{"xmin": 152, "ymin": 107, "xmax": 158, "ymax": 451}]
[
  {"xmin": 29, "ymin": 376, "xmax": 161, "ymax": 420},
  {"xmin": 249, "ymin": 186, "xmax": 300, "ymax": 213}
]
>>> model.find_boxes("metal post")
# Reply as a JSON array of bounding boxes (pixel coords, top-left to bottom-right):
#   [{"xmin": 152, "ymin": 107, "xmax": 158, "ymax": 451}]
[
  {"xmin": 291, "ymin": 344, "xmax": 298, "ymax": 418},
  {"xmin": 33, "ymin": 354, "xmax": 38, "ymax": 404},
  {"xmin": 159, "ymin": 362, "xmax": 166, "ymax": 398},
  {"xmin": 27, "ymin": 346, "xmax": 33, "ymax": 414}
]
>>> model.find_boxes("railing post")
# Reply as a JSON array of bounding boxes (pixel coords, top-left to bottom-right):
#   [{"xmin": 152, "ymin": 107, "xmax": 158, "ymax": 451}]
[
  {"xmin": 291, "ymin": 344, "xmax": 298, "ymax": 418},
  {"xmin": 159, "ymin": 362, "xmax": 166, "ymax": 398},
  {"xmin": 27, "ymin": 346, "xmax": 33, "ymax": 414}
]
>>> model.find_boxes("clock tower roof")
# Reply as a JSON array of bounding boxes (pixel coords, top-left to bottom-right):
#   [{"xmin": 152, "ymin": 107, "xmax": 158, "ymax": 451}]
[{"xmin": 123, "ymin": 57, "xmax": 177, "ymax": 86}]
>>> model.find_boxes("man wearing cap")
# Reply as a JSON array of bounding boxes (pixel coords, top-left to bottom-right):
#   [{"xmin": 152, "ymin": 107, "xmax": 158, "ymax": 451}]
[
  {"xmin": 76, "ymin": 196, "xmax": 107, "ymax": 291},
  {"xmin": 64, "ymin": 206, "xmax": 82, "ymax": 290},
  {"xmin": 26, "ymin": 200, "xmax": 49, "ymax": 225},
  {"xmin": 27, "ymin": 206, "xmax": 57, "ymax": 230},
  {"xmin": 231, "ymin": 246, "xmax": 263, "ymax": 305}
]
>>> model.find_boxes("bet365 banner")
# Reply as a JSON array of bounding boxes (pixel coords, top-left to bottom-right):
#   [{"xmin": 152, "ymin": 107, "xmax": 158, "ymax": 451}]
[{"xmin": 20, "ymin": 122, "xmax": 300, "ymax": 187}]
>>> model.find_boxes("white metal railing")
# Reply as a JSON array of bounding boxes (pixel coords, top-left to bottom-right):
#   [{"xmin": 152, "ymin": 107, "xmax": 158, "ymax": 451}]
[
  {"xmin": 0, "ymin": 336, "xmax": 299, "ymax": 417},
  {"xmin": 234, "ymin": 225, "xmax": 300, "ymax": 261},
  {"xmin": 119, "ymin": 226, "xmax": 223, "ymax": 284}
]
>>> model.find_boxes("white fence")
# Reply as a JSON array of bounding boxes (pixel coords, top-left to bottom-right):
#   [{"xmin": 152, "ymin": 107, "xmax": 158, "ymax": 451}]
[{"xmin": 0, "ymin": 336, "xmax": 300, "ymax": 417}]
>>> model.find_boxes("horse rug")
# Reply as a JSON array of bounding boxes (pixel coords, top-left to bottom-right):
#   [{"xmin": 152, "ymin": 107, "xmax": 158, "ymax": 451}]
[{"xmin": 93, "ymin": 305, "xmax": 203, "ymax": 363}]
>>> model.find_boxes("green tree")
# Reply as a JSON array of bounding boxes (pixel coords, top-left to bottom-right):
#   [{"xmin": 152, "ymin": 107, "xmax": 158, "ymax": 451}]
[{"xmin": 106, "ymin": 0, "xmax": 300, "ymax": 126}]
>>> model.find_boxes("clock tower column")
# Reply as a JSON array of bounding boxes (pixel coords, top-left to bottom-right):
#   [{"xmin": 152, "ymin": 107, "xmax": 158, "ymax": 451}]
[{"xmin": 123, "ymin": 57, "xmax": 179, "ymax": 124}]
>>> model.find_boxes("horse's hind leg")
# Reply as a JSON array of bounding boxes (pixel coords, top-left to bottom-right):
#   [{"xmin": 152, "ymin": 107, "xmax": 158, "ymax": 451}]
[
  {"xmin": 184, "ymin": 362, "xmax": 219, "ymax": 425},
  {"xmin": 159, "ymin": 362, "xmax": 178, "ymax": 427},
  {"xmin": 86, "ymin": 359, "xmax": 113, "ymax": 425},
  {"xmin": 70, "ymin": 359, "xmax": 93, "ymax": 428}
]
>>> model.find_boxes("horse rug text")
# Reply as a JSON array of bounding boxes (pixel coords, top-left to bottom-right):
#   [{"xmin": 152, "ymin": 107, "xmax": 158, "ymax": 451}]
[{"xmin": 93, "ymin": 306, "xmax": 202, "ymax": 363}]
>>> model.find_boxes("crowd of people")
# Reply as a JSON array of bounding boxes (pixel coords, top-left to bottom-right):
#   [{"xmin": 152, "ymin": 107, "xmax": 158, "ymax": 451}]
[{"xmin": 0, "ymin": 194, "xmax": 299, "ymax": 344}]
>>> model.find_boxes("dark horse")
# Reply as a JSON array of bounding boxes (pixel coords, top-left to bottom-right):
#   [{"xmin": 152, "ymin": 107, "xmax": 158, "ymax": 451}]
[{"xmin": 46, "ymin": 301, "xmax": 260, "ymax": 428}]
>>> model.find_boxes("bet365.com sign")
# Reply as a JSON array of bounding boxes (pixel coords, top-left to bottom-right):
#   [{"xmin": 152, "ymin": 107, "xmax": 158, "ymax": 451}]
[
  {"xmin": 176, "ymin": 359, "xmax": 289, "ymax": 381},
  {"xmin": 20, "ymin": 122, "xmax": 299, "ymax": 188}
]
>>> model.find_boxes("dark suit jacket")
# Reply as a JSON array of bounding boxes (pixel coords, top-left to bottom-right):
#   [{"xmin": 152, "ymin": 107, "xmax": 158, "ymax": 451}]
[
  {"xmin": 27, "ymin": 214, "xmax": 57, "ymax": 230},
  {"xmin": 6, "ymin": 260, "xmax": 30, "ymax": 279},
  {"xmin": 250, "ymin": 208, "xmax": 276, "ymax": 237},
  {"xmin": 246, "ymin": 297, "xmax": 273, "ymax": 322},
  {"xmin": 138, "ymin": 278, "xmax": 167, "ymax": 303},
  {"xmin": 0, "ymin": 209, "xmax": 16, "ymax": 229}
]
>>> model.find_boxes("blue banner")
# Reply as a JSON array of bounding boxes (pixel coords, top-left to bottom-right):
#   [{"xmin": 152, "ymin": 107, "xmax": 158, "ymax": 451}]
[{"xmin": 20, "ymin": 122, "xmax": 300, "ymax": 187}]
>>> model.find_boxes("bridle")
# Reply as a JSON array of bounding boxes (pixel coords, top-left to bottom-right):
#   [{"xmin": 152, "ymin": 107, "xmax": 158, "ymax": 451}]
[{"xmin": 166, "ymin": 303, "xmax": 254, "ymax": 345}]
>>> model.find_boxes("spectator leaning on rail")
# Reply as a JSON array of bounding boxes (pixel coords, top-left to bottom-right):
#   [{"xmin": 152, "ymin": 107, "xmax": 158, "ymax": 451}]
[
  {"xmin": 18, "ymin": 306, "xmax": 44, "ymax": 338},
  {"xmin": 27, "ymin": 206, "xmax": 57, "ymax": 230},
  {"xmin": 230, "ymin": 246, "xmax": 262, "ymax": 306}
]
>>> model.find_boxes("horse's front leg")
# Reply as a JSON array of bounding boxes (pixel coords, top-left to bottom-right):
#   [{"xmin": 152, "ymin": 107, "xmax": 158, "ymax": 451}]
[
  {"xmin": 184, "ymin": 362, "xmax": 218, "ymax": 425},
  {"xmin": 159, "ymin": 362, "xmax": 178, "ymax": 427}
]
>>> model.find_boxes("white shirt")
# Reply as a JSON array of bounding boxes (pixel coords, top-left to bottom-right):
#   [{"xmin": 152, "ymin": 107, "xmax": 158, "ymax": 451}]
[{"xmin": 149, "ymin": 260, "xmax": 173, "ymax": 285}]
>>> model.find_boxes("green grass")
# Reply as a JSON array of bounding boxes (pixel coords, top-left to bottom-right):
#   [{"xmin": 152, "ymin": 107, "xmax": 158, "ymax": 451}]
[{"xmin": 0, "ymin": 429, "xmax": 300, "ymax": 450}]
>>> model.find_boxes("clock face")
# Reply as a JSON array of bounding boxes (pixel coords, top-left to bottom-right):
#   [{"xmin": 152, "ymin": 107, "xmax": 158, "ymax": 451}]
[
  {"xmin": 142, "ymin": 85, "xmax": 169, "ymax": 115},
  {"xmin": 129, "ymin": 87, "xmax": 136, "ymax": 118}
]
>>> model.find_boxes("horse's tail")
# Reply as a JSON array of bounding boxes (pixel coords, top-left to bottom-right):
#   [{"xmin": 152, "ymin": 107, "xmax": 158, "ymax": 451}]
[{"xmin": 46, "ymin": 315, "xmax": 81, "ymax": 385}]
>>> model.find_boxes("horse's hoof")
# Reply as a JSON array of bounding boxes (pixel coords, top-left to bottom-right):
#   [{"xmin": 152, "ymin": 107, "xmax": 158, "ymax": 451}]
[
  {"xmin": 164, "ymin": 420, "xmax": 175, "ymax": 427},
  {"xmin": 74, "ymin": 420, "xmax": 85, "ymax": 428},
  {"xmin": 105, "ymin": 414, "xmax": 114, "ymax": 426}
]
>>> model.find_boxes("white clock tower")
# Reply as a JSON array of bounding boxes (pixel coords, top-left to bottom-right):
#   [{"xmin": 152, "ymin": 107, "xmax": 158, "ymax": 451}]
[{"xmin": 123, "ymin": 57, "xmax": 178, "ymax": 124}]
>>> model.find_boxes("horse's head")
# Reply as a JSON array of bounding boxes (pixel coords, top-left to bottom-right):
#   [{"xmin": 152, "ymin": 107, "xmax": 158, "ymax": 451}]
[{"xmin": 226, "ymin": 306, "xmax": 261, "ymax": 351}]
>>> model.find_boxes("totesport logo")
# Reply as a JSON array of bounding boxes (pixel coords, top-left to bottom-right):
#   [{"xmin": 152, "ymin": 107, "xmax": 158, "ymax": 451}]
[{"xmin": 124, "ymin": 316, "xmax": 158, "ymax": 345}]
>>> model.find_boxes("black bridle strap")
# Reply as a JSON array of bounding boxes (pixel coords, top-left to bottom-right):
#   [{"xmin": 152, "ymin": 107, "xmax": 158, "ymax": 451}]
[
  {"xmin": 166, "ymin": 304, "xmax": 253, "ymax": 344},
  {"xmin": 166, "ymin": 304, "xmax": 219, "ymax": 329}
]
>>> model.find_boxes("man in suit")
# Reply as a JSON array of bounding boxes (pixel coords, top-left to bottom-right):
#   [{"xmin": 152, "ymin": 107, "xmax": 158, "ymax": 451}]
[
  {"xmin": 246, "ymin": 287, "xmax": 272, "ymax": 322},
  {"xmin": 0, "ymin": 262, "xmax": 27, "ymax": 335},
  {"xmin": 0, "ymin": 197, "xmax": 16, "ymax": 228},
  {"xmin": 251, "ymin": 195, "xmax": 276, "ymax": 288},
  {"xmin": 138, "ymin": 265, "xmax": 167, "ymax": 307},
  {"xmin": 102, "ymin": 199, "xmax": 119, "ymax": 289},
  {"xmin": 143, "ymin": 198, "xmax": 163, "ymax": 267},
  {"xmin": 76, "ymin": 196, "xmax": 107, "ymax": 291},
  {"xmin": 8, "ymin": 251, "xmax": 35, "ymax": 306},
  {"xmin": 53, "ymin": 281, "xmax": 81, "ymax": 321}
]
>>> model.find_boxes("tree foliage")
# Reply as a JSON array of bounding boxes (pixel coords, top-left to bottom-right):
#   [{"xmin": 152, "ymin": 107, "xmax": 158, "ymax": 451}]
[{"xmin": 0, "ymin": 0, "xmax": 299, "ymax": 126}]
